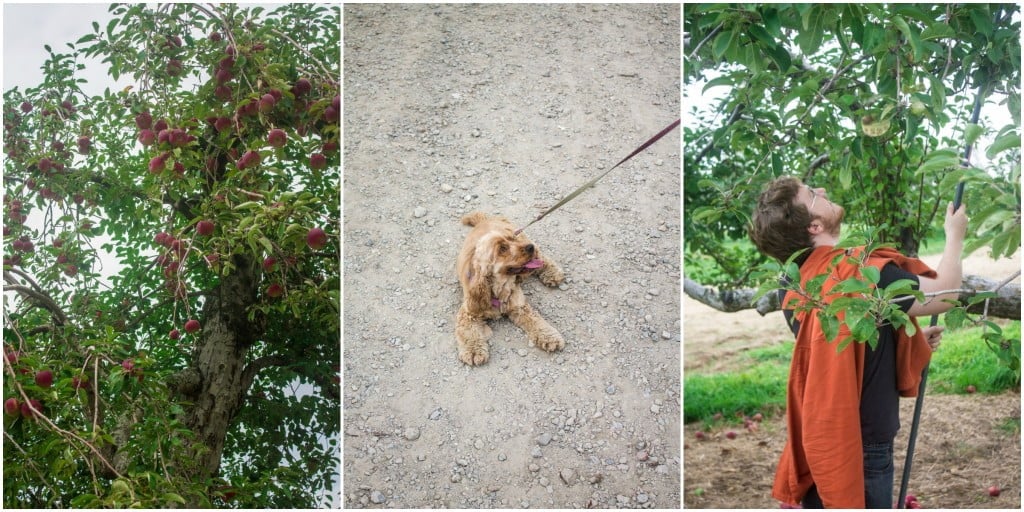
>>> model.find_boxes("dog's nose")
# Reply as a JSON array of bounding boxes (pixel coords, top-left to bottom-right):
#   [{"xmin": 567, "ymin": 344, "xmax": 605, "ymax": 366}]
[{"xmin": 525, "ymin": 244, "xmax": 534, "ymax": 254}]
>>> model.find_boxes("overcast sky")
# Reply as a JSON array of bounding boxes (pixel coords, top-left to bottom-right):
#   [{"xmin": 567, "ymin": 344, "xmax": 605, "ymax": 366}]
[{"xmin": 3, "ymin": 3, "xmax": 123, "ymax": 94}]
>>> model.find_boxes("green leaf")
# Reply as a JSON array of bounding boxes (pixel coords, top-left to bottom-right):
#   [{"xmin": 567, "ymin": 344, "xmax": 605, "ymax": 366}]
[
  {"xmin": 860, "ymin": 266, "xmax": 880, "ymax": 285},
  {"xmin": 986, "ymin": 130, "xmax": 1021, "ymax": 159},
  {"xmin": 819, "ymin": 312, "xmax": 840, "ymax": 341},
  {"xmin": 712, "ymin": 30, "xmax": 733, "ymax": 61},
  {"xmin": 964, "ymin": 123, "xmax": 984, "ymax": 148},
  {"xmin": 920, "ymin": 22, "xmax": 956, "ymax": 41},
  {"xmin": 748, "ymin": 23, "xmax": 776, "ymax": 48},
  {"xmin": 162, "ymin": 493, "xmax": 187, "ymax": 505},
  {"xmin": 834, "ymin": 277, "xmax": 871, "ymax": 294},
  {"xmin": 915, "ymin": 155, "xmax": 960, "ymax": 176}
]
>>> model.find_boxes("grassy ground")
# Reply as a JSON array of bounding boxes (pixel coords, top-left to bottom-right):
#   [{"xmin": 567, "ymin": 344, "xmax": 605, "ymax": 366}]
[{"xmin": 684, "ymin": 320, "xmax": 1021, "ymax": 427}]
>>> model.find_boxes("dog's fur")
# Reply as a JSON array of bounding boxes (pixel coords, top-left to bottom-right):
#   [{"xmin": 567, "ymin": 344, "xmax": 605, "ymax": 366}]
[{"xmin": 455, "ymin": 212, "xmax": 565, "ymax": 365}]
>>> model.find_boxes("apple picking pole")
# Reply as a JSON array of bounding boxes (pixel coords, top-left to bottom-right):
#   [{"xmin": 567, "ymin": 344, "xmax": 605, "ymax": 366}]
[{"xmin": 897, "ymin": 90, "xmax": 981, "ymax": 509}]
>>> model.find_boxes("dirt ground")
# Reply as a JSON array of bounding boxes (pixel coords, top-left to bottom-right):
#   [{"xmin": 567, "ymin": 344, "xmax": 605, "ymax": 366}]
[
  {"xmin": 684, "ymin": 252, "xmax": 1022, "ymax": 508},
  {"xmin": 343, "ymin": 4, "xmax": 680, "ymax": 509}
]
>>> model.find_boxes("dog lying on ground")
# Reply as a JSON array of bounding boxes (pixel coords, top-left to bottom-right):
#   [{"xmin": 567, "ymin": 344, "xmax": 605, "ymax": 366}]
[{"xmin": 454, "ymin": 212, "xmax": 565, "ymax": 365}]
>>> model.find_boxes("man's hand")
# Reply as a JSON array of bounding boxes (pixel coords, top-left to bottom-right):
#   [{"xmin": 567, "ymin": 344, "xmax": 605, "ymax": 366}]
[
  {"xmin": 944, "ymin": 202, "xmax": 968, "ymax": 245},
  {"xmin": 921, "ymin": 325, "xmax": 944, "ymax": 351}
]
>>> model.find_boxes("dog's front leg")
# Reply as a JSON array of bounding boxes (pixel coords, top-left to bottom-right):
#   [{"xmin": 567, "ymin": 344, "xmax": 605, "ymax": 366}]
[
  {"xmin": 508, "ymin": 301, "xmax": 564, "ymax": 353},
  {"xmin": 455, "ymin": 306, "xmax": 492, "ymax": 365}
]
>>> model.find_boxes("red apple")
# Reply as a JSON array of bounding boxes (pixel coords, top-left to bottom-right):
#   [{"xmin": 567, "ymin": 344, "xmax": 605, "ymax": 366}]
[
  {"xmin": 4, "ymin": 397, "xmax": 20, "ymax": 416},
  {"xmin": 215, "ymin": 85, "xmax": 232, "ymax": 101},
  {"xmin": 988, "ymin": 485, "xmax": 1000, "ymax": 497},
  {"xmin": 694, "ymin": 431, "xmax": 705, "ymax": 440},
  {"xmin": 166, "ymin": 59, "xmax": 183, "ymax": 76},
  {"xmin": 77, "ymin": 136, "xmax": 91, "ymax": 154},
  {"xmin": 752, "ymin": 412, "xmax": 764, "ymax": 422},
  {"xmin": 966, "ymin": 385, "xmax": 976, "ymax": 394},
  {"xmin": 725, "ymin": 431, "xmax": 737, "ymax": 439},
  {"xmin": 266, "ymin": 283, "xmax": 284, "ymax": 298},
  {"xmin": 310, "ymin": 152, "xmax": 327, "ymax": 170},
  {"xmin": 236, "ymin": 150, "xmax": 260, "ymax": 170},
  {"xmin": 209, "ymin": 31, "xmax": 222, "ymax": 42},
  {"xmin": 196, "ymin": 220, "xmax": 215, "ymax": 236},
  {"xmin": 169, "ymin": 329, "xmax": 181, "ymax": 340},
  {"xmin": 135, "ymin": 112, "xmax": 152, "ymax": 130},
  {"xmin": 149, "ymin": 154, "xmax": 168, "ymax": 174},
  {"xmin": 121, "ymin": 359, "xmax": 134, "ymax": 372},
  {"xmin": 905, "ymin": 494, "xmax": 917, "ymax": 507},
  {"xmin": 20, "ymin": 101, "xmax": 32, "ymax": 113},
  {"xmin": 307, "ymin": 227, "xmax": 328, "ymax": 250},
  {"xmin": 292, "ymin": 78, "xmax": 312, "ymax": 97},
  {"xmin": 267, "ymin": 128, "xmax": 287, "ymax": 148},
  {"xmin": 20, "ymin": 399, "xmax": 42, "ymax": 420},
  {"xmin": 64, "ymin": 265, "xmax": 78, "ymax": 277},
  {"xmin": 214, "ymin": 117, "xmax": 232, "ymax": 132},
  {"xmin": 34, "ymin": 370, "xmax": 54, "ymax": 388},
  {"xmin": 72, "ymin": 375, "xmax": 88, "ymax": 390},
  {"xmin": 138, "ymin": 129, "xmax": 156, "ymax": 145},
  {"xmin": 262, "ymin": 257, "xmax": 277, "ymax": 272},
  {"xmin": 184, "ymin": 319, "xmax": 201, "ymax": 333},
  {"xmin": 259, "ymin": 93, "xmax": 276, "ymax": 112}
]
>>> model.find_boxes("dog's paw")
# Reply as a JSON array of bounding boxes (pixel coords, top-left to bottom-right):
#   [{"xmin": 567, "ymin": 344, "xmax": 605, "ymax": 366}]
[
  {"xmin": 538, "ymin": 263, "xmax": 564, "ymax": 287},
  {"xmin": 534, "ymin": 332, "xmax": 565, "ymax": 353},
  {"xmin": 459, "ymin": 346, "xmax": 489, "ymax": 366}
]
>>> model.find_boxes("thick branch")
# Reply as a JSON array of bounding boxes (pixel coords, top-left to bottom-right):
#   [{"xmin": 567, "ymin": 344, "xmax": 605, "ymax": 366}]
[{"xmin": 685, "ymin": 274, "xmax": 1021, "ymax": 320}]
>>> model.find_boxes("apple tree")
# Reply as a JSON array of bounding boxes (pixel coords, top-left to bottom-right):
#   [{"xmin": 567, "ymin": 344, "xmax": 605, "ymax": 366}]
[
  {"xmin": 3, "ymin": 4, "xmax": 339, "ymax": 508},
  {"xmin": 684, "ymin": 5, "xmax": 1020, "ymax": 373}
]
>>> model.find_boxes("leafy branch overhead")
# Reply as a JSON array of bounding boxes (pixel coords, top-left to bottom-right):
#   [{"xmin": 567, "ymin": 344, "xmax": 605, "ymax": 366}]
[
  {"xmin": 3, "ymin": 4, "xmax": 339, "ymax": 508},
  {"xmin": 684, "ymin": 4, "xmax": 1020, "ymax": 373}
]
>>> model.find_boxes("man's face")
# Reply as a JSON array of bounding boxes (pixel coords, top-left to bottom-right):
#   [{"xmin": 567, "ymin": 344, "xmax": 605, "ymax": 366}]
[{"xmin": 797, "ymin": 183, "xmax": 845, "ymax": 236}]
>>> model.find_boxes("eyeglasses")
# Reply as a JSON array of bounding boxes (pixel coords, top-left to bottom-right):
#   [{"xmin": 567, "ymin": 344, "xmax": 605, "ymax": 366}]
[{"xmin": 806, "ymin": 185, "xmax": 817, "ymax": 210}]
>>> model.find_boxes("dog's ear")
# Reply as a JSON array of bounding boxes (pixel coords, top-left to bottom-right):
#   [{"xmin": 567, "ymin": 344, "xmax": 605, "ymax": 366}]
[{"xmin": 464, "ymin": 248, "xmax": 494, "ymax": 312}]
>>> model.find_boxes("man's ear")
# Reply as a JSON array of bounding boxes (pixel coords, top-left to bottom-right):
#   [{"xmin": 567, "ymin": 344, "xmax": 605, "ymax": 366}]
[{"xmin": 807, "ymin": 221, "xmax": 822, "ymax": 235}]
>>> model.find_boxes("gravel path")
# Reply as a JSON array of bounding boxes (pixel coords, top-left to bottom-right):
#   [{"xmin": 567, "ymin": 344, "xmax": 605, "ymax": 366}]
[{"xmin": 343, "ymin": 4, "xmax": 681, "ymax": 508}]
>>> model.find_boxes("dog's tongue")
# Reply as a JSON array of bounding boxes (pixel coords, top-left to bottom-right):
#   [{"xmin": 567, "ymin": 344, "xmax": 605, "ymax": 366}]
[{"xmin": 523, "ymin": 259, "xmax": 544, "ymax": 269}]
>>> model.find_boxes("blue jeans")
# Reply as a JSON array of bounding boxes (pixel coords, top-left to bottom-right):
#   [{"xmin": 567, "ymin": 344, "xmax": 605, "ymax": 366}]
[{"xmin": 801, "ymin": 441, "xmax": 895, "ymax": 509}]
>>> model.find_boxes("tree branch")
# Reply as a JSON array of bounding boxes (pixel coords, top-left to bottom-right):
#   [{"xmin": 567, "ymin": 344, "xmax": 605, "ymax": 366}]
[{"xmin": 685, "ymin": 274, "xmax": 1021, "ymax": 320}]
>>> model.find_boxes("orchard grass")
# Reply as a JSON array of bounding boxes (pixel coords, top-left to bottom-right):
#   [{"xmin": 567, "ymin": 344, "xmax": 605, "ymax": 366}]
[{"xmin": 684, "ymin": 321, "xmax": 1021, "ymax": 426}]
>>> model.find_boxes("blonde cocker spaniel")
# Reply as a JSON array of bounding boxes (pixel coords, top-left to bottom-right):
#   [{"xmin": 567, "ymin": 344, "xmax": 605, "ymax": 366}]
[{"xmin": 455, "ymin": 212, "xmax": 565, "ymax": 365}]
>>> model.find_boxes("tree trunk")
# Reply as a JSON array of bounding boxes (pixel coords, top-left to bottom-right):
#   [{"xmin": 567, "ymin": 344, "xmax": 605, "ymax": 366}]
[
  {"xmin": 684, "ymin": 275, "xmax": 1021, "ymax": 320},
  {"xmin": 178, "ymin": 254, "xmax": 263, "ymax": 499}
]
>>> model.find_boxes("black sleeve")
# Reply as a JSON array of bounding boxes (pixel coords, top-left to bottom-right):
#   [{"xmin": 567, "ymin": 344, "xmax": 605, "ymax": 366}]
[{"xmin": 877, "ymin": 262, "xmax": 920, "ymax": 315}]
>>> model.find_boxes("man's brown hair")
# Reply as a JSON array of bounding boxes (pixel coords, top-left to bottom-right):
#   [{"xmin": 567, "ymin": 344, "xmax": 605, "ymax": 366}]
[{"xmin": 749, "ymin": 176, "xmax": 814, "ymax": 263}]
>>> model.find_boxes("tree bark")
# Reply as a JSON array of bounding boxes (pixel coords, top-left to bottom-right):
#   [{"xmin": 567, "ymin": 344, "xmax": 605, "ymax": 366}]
[
  {"xmin": 684, "ymin": 274, "xmax": 1021, "ymax": 320},
  {"xmin": 179, "ymin": 253, "xmax": 263, "ymax": 499}
]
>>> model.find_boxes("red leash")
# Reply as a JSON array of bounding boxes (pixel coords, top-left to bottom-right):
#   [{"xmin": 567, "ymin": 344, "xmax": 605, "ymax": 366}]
[{"xmin": 515, "ymin": 118, "xmax": 680, "ymax": 235}]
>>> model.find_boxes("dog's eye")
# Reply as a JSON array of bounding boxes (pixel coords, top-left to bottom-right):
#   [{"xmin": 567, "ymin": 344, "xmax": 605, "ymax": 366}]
[{"xmin": 497, "ymin": 243, "xmax": 508, "ymax": 254}]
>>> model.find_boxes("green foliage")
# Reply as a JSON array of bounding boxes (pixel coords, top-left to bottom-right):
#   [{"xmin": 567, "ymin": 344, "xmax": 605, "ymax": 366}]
[
  {"xmin": 684, "ymin": 321, "xmax": 1021, "ymax": 424},
  {"xmin": 3, "ymin": 4, "xmax": 339, "ymax": 508},
  {"xmin": 683, "ymin": 343, "xmax": 792, "ymax": 423},
  {"xmin": 685, "ymin": 3, "xmax": 1021, "ymax": 284},
  {"xmin": 927, "ymin": 321, "xmax": 1021, "ymax": 393}
]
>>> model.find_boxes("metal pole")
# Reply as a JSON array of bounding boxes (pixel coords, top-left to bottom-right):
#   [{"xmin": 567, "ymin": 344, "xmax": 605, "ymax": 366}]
[{"xmin": 896, "ymin": 90, "xmax": 981, "ymax": 508}]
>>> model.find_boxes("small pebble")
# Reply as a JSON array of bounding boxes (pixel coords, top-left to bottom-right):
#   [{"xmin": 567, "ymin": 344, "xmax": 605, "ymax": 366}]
[
  {"xmin": 404, "ymin": 427, "xmax": 421, "ymax": 441},
  {"xmin": 456, "ymin": 458, "xmax": 469, "ymax": 467},
  {"xmin": 428, "ymin": 408, "xmax": 442, "ymax": 420},
  {"xmin": 637, "ymin": 493, "xmax": 649, "ymax": 504},
  {"xmin": 559, "ymin": 468, "xmax": 576, "ymax": 485},
  {"xmin": 536, "ymin": 433, "xmax": 552, "ymax": 446},
  {"xmin": 528, "ymin": 463, "xmax": 540, "ymax": 472},
  {"xmin": 413, "ymin": 206, "xmax": 427, "ymax": 218},
  {"xmin": 474, "ymin": 439, "xmax": 484, "ymax": 450},
  {"xmin": 498, "ymin": 453, "xmax": 507, "ymax": 461},
  {"xmin": 531, "ymin": 447, "xmax": 543, "ymax": 458},
  {"xmin": 440, "ymin": 183, "xmax": 453, "ymax": 193},
  {"xmin": 370, "ymin": 491, "xmax": 386, "ymax": 504},
  {"xmin": 605, "ymin": 385, "xmax": 616, "ymax": 395}
]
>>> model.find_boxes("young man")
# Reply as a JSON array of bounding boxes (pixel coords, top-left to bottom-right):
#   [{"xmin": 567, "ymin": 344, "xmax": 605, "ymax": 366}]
[{"xmin": 749, "ymin": 176, "xmax": 968, "ymax": 508}]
